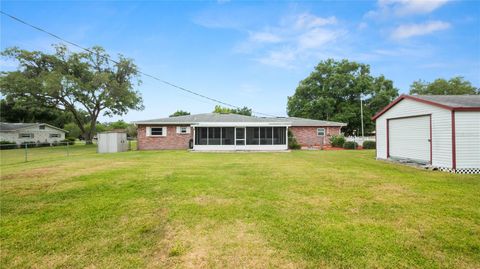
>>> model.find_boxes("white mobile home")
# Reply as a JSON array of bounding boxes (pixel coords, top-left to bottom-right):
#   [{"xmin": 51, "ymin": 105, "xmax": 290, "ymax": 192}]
[
  {"xmin": 0, "ymin": 122, "xmax": 67, "ymax": 145},
  {"xmin": 373, "ymin": 95, "xmax": 480, "ymax": 174}
]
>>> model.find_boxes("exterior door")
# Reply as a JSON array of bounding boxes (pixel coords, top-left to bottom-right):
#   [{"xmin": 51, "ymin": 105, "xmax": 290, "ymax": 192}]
[
  {"xmin": 235, "ymin": 128, "xmax": 245, "ymax": 147},
  {"xmin": 388, "ymin": 115, "xmax": 431, "ymax": 163}
]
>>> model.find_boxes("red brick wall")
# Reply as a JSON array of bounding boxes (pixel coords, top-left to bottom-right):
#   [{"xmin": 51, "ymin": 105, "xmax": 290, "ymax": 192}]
[
  {"xmin": 290, "ymin": 126, "xmax": 342, "ymax": 147},
  {"xmin": 137, "ymin": 125, "xmax": 192, "ymax": 150}
]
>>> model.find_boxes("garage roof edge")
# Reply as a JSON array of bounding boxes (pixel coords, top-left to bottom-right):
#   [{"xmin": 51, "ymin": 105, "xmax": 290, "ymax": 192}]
[{"xmin": 372, "ymin": 95, "xmax": 480, "ymax": 120}]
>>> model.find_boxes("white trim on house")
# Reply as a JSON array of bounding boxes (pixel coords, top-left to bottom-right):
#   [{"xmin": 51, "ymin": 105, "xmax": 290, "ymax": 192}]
[
  {"xmin": 176, "ymin": 126, "xmax": 190, "ymax": 134},
  {"xmin": 193, "ymin": 144, "xmax": 288, "ymax": 151},
  {"xmin": 317, "ymin": 128, "xmax": 325, "ymax": 136},
  {"xmin": 193, "ymin": 122, "xmax": 291, "ymax": 127},
  {"xmin": 146, "ymin": 126, "xmax": 167, "ymax": 137}
]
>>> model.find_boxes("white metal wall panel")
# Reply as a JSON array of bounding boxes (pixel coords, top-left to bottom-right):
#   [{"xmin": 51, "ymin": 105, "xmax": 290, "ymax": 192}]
[
  {"xmin": 455, "ymin": 111, "xmax": 480, "ymax": 169},
  {"xmin": 389, "ymin": 116, "xmax": 430, "ymax": 163},
  {"xmin": 97, "ymin": 133, "xmax": 108, "ymax": 153},
  {"xmin": 98, "ymin": 132, "xmax": 128, "ymax": 153},
  {"xmin": 119, "ymin": 133, "xmax": 128, "ymax": 152},
  {"xmin": 376, "ymin": 98, "xmax": 452, "ymax": 168}
]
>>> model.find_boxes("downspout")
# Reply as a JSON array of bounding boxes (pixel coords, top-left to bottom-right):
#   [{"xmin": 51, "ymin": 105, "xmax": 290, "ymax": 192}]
[{"xmin": 451, "ymin": 110, "xmax": 456, "ymax": 171}]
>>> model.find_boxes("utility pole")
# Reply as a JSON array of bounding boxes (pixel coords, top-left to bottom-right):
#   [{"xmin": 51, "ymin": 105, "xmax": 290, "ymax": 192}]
[{"xmin": 360, "ymin": 93, "xmax": 364, "ymax": 138}]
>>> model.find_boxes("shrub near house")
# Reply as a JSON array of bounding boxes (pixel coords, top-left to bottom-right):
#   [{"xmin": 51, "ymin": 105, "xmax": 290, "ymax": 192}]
[
  {"xmin": 343, "ymin": 141, "xmax": 358, "ymax": 149},
  {"xmin": 363, "ymin": 141, "xmax": 376, "ymax": 149},
  {"xmin": 330, "ymin": 135, "xmax": 346, "ymax": 148}
]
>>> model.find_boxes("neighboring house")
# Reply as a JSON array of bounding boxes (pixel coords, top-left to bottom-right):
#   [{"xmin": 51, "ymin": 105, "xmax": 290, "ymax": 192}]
[
  {"xmin": 0, "ymin": 123, "xmax": 67, "ymax": 145},
  {"xmin": 135, "ymin": 113, "xmax": 346, "ymax": 151},
  {"xmin": 372, "ymin": 95, "xmax": 480, "ymax": 174}
]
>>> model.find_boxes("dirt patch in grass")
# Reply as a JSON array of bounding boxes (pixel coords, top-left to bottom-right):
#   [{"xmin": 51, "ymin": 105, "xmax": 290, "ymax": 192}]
[
  {"xmin": 370, "ymin": 183, "xmax": 417, "ymax": 201},
  {"xmin": 0, "ymin": 161, "xmax": 137, "ymax": 196},
  {"xmin": 0, "ymin": 167, "xmax": 56, "ymax": 180},
  {"xmin": 1, "ymin": 161, "xmax": 134, "ymax": 181},
  {"xmin": 192, "ymin": 195, "xmax": 236, "ymax": 206},
  {"xmin": 147, "ymin": 221, "xmax": 305, "ymax": 269}
]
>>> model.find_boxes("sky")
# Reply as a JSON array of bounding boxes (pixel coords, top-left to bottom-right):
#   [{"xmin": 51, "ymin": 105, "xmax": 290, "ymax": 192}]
[{"xmin": 1, "ymin": 0, "xmax": 479, "ymax": 122}]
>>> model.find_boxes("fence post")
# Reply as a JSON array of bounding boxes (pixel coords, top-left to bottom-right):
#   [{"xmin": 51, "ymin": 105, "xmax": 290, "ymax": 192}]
[
  {"xmin": 66, "ymin": 141, "xmax": 69, "ymax": 157},
  {"xmin": 24, "ymin": 143, "xmax": 28, "ymax": 162}
]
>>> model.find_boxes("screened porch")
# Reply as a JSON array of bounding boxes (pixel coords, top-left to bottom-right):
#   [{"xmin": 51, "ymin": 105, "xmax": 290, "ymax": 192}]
[{"xmin": 193, "ymin": 126, "xmax": 288, "ymax": 150}]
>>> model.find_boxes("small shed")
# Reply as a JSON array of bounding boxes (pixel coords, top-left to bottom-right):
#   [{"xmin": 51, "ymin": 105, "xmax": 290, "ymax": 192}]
[
  {"xmin": 97, "ymin": 130, "xmax": 128, "ymax": 153},
  {"xmin": 372, "ymin": 95, "xmax": 480, "ymax": 174}
]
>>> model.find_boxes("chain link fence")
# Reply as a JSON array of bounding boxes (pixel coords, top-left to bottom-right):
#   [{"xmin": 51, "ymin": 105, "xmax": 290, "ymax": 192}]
[{"xmin": 0, "ymin": 140, "xmax": 137, "ymax": 165}]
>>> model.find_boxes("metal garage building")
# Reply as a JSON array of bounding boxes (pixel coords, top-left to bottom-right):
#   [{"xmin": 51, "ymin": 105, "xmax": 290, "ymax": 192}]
[{"xmin": 373, "ymin": 95, "xmax": 480, "ymax": 174}]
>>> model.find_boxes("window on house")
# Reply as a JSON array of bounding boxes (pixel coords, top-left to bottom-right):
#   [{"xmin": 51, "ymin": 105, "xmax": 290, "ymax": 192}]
[
  {"xmin": 317, "ymin": 128, "xmax": 325, "ymax": 136},
  {"xmin": 151, "ymin": 127, "xmax": 164, "ymax": 136},
  {"xmin": 49, "ymin": 134, "xmax": 61, "ymax": 138},
  {"xmin": 19, "ymin": 133, "xmax": 34, "ymax": 138},
  {"xmin": 178, "ymin": 127, "xmax": 188, "ymax": 134},
  {"xmin": 39, "ymin": 125, "xmax": 45, "ymax": 130}
]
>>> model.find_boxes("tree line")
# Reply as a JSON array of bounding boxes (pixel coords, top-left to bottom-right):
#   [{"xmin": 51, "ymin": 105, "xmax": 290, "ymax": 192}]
[{"xmin": 1, "ymin": 45, "xmax": 478, "ymax": 141}]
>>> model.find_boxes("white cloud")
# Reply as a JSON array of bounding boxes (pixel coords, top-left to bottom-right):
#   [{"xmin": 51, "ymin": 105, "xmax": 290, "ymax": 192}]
[
  {"xmin": 256, "ymin": 48, "xmax": 297, "ymax": 68},
  {"xmin": 381, "ymin": 0, "xmax": 449, "ymax": 15},
  {"xmin": 235, "ymin": 13, "xmax": 344, "ymax": 68},
  {"xmin": 367, "ymin": 0, "xmax": 450, "ymax": 18},
  {"xmin": 357, "ymin": 22, "xmax": 368, "ymax": 30},
  {"xmin": 391, "ymin": 20, "xmax": 450, "ymax": 39},
  {"xmin": 298, "ymin": 28, "xmax": 342, "ymax": 49},
  {"xmin": 249, "ymin": 31, "xmax": 283, "ymax": 43},
  {"xmin": 195, "ymin": 10, "xmax": 345, "ymax": 68},
  {"xmin": 293, "ymin": 14, "xmax": 337, "ymax": 30}
]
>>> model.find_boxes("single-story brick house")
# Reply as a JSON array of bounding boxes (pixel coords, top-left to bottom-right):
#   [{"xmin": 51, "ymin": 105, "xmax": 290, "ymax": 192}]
[
  {"xmin": 0, "ymin": 122, "xmax": 67, "ymax": 145},
  {"xmin": 135, "ymin": 113, "xmax": 346, "ymax": 151}
]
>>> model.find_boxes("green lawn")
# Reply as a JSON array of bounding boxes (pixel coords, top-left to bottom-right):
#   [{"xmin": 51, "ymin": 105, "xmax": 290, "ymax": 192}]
[{"xmin": 1, "ymin": 148, "xmax": 479, "ymax": 268}]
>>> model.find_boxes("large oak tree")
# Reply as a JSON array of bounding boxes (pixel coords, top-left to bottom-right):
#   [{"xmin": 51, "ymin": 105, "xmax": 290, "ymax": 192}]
[
  {"xmin": 212, "ymin": 105, "xmax": 252, "ymax": 116},
  {"xmin": 409, "ymin": 77, "xmax": 479, "ymax": 95},
  {"xmin": 287, "ymin": 59, "xmax": 398, "ymax": 135},
  {"xmin": 0, "ymin": 45, "xmax": 143, "ymax": 143}
]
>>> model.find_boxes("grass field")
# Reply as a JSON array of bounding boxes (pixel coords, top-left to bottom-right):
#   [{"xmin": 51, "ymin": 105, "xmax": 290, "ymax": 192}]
[{"xmin": 1, "ymin": 147, "xmax": 479, "ymax": 268}]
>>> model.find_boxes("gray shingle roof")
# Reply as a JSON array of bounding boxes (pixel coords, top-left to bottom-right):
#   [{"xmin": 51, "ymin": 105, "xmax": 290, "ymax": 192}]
[
  {"xmin": 0, "ymin": 122, "xmax": 37, "ymax": 131},
  {"xmin": 285, "ymin": 117, "xmax": 347, "ymax": 127},
  {"xmin": 412, "ymin": 95, "xmax": 480, "ymax": 108},
  {"xmin": 135, "ymin": 113, "xmax": 346, "ymax": 127},
  {"xmin": 0, "ymin": 122, "xmax": 67, "ymax": 132}
]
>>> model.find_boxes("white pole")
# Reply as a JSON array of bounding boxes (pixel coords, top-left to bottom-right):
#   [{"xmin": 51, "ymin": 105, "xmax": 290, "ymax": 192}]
[
  {"xmin": 193, "ymin": 127, "xmax": 196, "ymax": 148},
  {"xmin": 360, "ymin": 93, "xmax": 364, "ymax": 138}
]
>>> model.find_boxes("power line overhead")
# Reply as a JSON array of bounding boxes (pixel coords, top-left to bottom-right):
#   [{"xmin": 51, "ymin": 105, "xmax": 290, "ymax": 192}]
[{"xmin": 0, "ymin": 10, "xmax": 277, "ymax": 117}]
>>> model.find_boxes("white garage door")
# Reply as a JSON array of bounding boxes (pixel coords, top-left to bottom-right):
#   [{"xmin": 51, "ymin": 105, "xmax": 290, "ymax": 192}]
[{"xmin": 389, "ymin": 115, "xmax": 431, "ymax": 163}]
